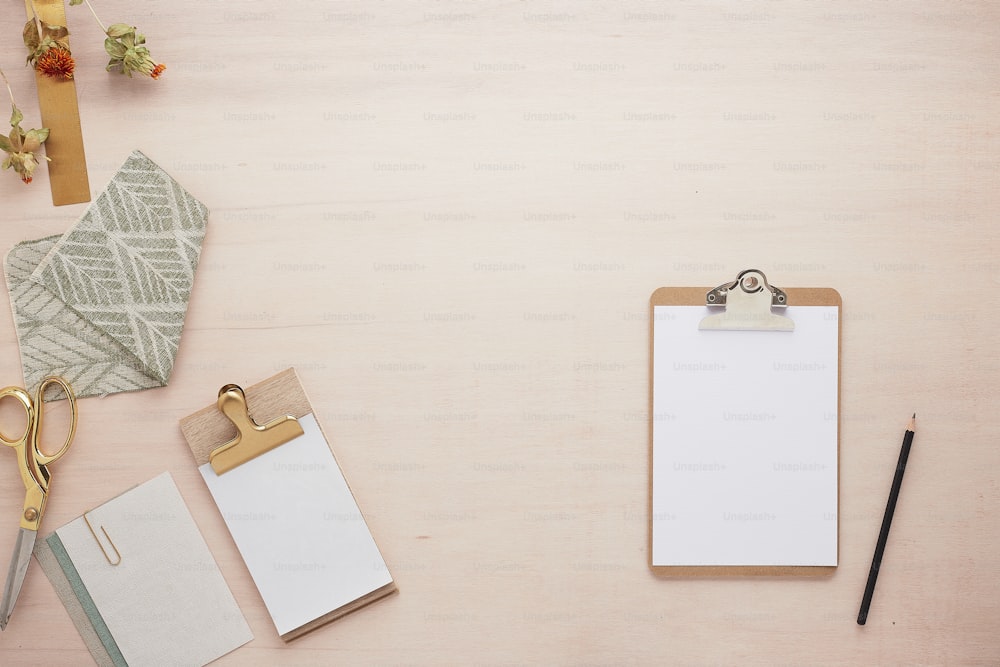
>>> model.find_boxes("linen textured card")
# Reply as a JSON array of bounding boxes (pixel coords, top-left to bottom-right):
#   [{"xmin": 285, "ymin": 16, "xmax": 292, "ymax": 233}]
[
  {"xmin": 180, "ymin": 368, "xmax": 396, "ymax": 641},
  {"xmin": 650, "ymin": 304, "xmax": 839, "ymax": 571},
  {"xmin": 36, "ymin": 472, "xmax": 252, "ymax": 666},
  {"xmin": 4, "ymin": 149, "xmax": 208, "ymax": 398}
]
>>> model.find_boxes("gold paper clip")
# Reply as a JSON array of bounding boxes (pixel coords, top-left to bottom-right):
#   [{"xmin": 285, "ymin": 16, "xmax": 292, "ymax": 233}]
[
  {"xmin": 208, "ymin": 384, "xmax": 304, "ymax": 475},
  {"xmin": 83, "ymin": 513, "xmax": 121, "ymax": 566}
]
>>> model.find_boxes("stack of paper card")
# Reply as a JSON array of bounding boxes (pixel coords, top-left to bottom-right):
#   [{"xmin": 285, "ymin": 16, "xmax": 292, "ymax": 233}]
[
  {"xmin": 179, "ymin": 368, "xmax": 396, "ymax": 641},
  {"xmin": 35, "ymin": 472, "xmax": 252, "ymax": 666}
]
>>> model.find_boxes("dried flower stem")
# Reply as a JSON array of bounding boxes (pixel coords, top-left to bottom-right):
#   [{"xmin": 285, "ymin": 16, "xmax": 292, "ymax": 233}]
[
  {"xmin": 28, "ymin": 2, "xmax": 44, "ymax": 40},
  {"xmin": 78, "ymin": 0, "xmax": 107, "ymax": 33},
  {"xmin": 0, "ymin": 67, "xmax": 16, "ymax": 109}
]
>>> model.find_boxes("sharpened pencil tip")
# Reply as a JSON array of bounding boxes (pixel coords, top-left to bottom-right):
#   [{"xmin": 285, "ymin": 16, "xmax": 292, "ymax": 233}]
[{"xmin": 908, "ymin": 414, "xmax": 916, "ymax": 431}]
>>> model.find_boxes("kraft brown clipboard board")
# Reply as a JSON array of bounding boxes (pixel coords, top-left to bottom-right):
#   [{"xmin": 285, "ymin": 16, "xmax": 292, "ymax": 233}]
[{"xmin": 648, "ymin": 270, "xmax": 841, "ymax": 576}]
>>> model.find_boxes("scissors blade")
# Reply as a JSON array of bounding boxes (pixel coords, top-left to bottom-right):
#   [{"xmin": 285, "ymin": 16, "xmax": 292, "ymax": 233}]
[{"xmin": 0, "ymin": 528, "xmax": 37, "ymax": 630}]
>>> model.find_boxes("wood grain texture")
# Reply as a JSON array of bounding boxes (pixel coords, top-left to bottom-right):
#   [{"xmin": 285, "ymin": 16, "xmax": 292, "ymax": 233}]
[{"xmin": 0, "ymin": 1, "xmax": 998, "ymax": 664}]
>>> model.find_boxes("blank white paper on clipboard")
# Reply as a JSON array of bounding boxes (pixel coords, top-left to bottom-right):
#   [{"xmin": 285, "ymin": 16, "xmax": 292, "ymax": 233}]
[
  {"xmin": 199, "ymin": 413, "xmax": 393, "ymax": 637},
  {"xmin": 649, "ymin": 271, "xmax": 841, "ymax": 574},
  {"xmin": 180, "ymin": 369, "xmax": 396, "ymax": 639}
]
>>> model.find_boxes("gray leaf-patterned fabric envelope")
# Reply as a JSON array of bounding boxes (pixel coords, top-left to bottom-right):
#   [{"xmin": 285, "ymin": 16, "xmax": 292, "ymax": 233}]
[{"xmin": 3, "ymin": 150, "xmax": 208, "ymax": 397}]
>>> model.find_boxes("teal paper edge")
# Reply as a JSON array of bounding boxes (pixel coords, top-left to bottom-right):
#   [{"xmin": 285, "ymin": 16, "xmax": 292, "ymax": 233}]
[{"xmin": 47, "ymin": 533, "xmax": 128, "ymax": 667}]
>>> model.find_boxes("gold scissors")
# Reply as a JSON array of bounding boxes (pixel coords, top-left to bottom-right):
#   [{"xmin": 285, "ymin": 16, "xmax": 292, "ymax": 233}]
[{"xmin": 0, "ymin": 376, "xmax": 77, "ymax": 630}]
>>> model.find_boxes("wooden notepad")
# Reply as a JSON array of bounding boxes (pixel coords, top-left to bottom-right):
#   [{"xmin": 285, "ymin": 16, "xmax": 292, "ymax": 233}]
[
  {"xmin": 179, "ymin": 368, "xmax": 396, "ymax": 640},
  {"xmin": 649, "ymin": 270, "xmax": 841, "ymax": 575}
]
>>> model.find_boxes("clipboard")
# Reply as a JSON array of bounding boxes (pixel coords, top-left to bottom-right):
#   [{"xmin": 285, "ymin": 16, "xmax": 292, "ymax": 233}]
[
  {"xmin": 179, "ymin": 368, "xmax": 396, "ymax": 640},
  {"xmin": 648, "ymin": 269, "xmax": 841, "ymax": 575}
]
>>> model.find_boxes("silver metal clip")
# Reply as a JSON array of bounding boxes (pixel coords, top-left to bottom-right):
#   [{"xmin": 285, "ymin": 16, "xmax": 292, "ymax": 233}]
[{"xmin": 699, "ymin": 269, "xmax": 794, "ymax": 331}]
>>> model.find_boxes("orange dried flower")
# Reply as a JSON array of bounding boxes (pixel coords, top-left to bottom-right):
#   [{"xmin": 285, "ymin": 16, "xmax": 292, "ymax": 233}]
[
  {"xmin": 36, "ymin": 47, "xmax": 75, "ymax": 79},
  {"xmin": 151, "ymin": 63, "xmax": 166, "ymax": 79}
]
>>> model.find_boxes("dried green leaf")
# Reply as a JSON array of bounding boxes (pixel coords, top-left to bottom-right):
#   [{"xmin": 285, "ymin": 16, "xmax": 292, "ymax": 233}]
[
  {"xmin": 68, "ymin": 0, "xmax": 83, "ymax": 5},
  {"xmin": 35, "ymin": 128, "xmax": 50, "ymax": 143},
  {"xmin": 106, "ymin": 23, "xmax": 133, "ymax": 38},
  {"xmin": 23, "ymin": 20, "xmax": 40, "ymax": 52},
  {"xmin": 23, "ymin": 129, "xmax": 43, "ymax": 152},
  {"xmin": 0, "ymin": 135, "xmax": 11, "ymax": 153},
  {"xmin": 9, "ymin": 128, "xmax": 22, "ymax": 153},
  {"xmin": 42, "ymin": 24, "xmax": 70, "ymax": 40},
  {"xmin": 10, "ymin": 106, "xmax": 23, "ymax": 129},
  {"xmin": 104, "ymin": 40, "xmax": 128, "ymax": 61},
  {"xmin": 104, "ymin": 38, "xmax": 127, "ymax": 59}
]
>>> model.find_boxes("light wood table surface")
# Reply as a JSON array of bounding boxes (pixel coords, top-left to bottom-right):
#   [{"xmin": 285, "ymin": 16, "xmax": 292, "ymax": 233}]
[{"xmin": 0, "ymin": 2, "xmax": 998, "ymax": 664}]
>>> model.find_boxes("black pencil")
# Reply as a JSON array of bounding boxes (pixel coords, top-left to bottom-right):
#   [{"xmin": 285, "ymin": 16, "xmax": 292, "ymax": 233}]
[{"xmin": 857, "ymin": 414, "xmax": 916, "ymax": 625}]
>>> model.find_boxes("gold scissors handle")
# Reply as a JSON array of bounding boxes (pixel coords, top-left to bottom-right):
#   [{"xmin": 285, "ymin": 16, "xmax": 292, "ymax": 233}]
[
  {"xmin": 0, "ymin": 387, "xmax": 35, "ymax": 450},
  {"xmin": 0, "ymin": 376, "xmax": 77, "ymax": 531},
  {"xmin": 29, "ymin": 376, "xmax": 77, "ymax": 466}
]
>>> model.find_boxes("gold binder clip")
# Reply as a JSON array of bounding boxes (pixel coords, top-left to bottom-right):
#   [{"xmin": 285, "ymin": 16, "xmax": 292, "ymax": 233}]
[
  {"xmin": 699, "ymin": 268, "xmax": 795, "ymax": 332},
  {"xmin": 208, "ymin": 384, "xmax": 304, "ymax": 475},
  {"xmin": 83, "ymin": 513, "xmax": 121, "ymax": 566}
]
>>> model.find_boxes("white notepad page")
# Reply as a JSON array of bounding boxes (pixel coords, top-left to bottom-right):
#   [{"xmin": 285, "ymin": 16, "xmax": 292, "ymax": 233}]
[
  {"xmin": 200, "ymin": 414, "xmax": 392, "ymax": 636},
  {"xmin": 651, "ymin": 306, "xmax": 839, "ymax": 567},
  {"xmin": 55, "ymin": 472, "xmax": 252, "ymax": 666}
]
